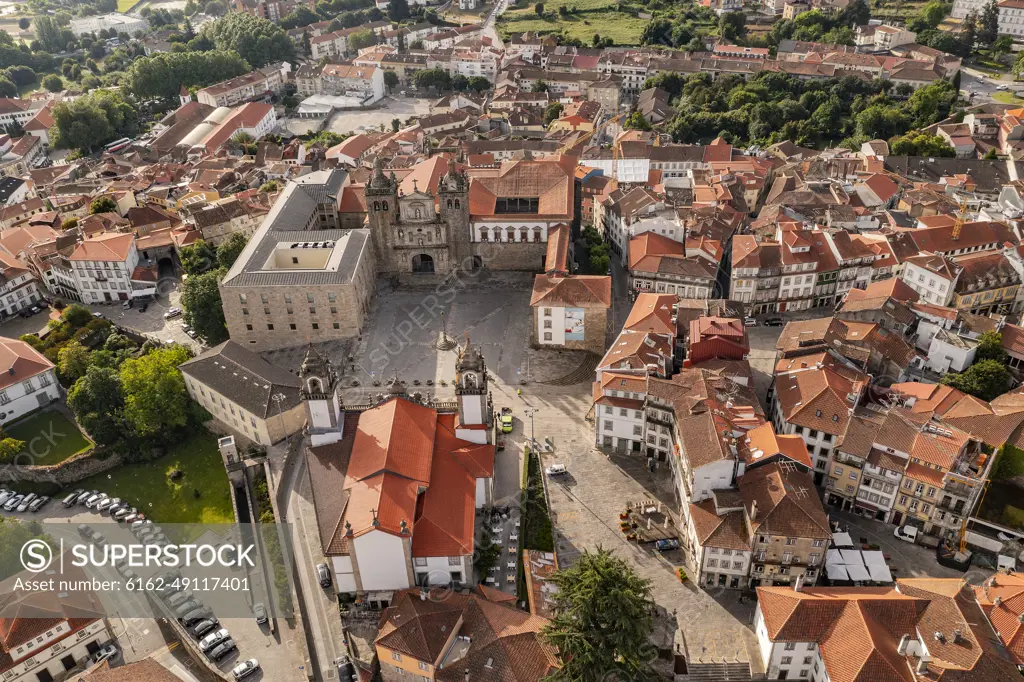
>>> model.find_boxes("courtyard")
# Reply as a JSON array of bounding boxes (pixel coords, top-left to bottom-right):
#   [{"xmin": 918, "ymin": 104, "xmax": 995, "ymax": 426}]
[{"xmin": 6, "ymin": 408, "xmax": 92, "ymax": 466}]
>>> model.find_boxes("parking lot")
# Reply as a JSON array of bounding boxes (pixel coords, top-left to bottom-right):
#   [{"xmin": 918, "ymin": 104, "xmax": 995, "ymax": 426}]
[
  {"xmin": 0, "ymin": 489, "xmax": 302, "ymax": 680},
  {"xmin": 0, "ymin": 287, "xmax": 205, "ymax": 354},
  {"xmin": 326, "ymin": 95, "xmax": 434, "ymax": 136}
]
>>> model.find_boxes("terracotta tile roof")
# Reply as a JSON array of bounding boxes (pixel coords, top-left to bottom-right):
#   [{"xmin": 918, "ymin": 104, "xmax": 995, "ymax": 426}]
[
  {"xmin": 69, "ymin": 233, "xmax": 134, "ymax": 262},
  {"xmin": 838, "ymin": 411, "xmax": 883, "ymax": 458},
  {"xmin": 544, "ymin": 223, "xmax": 570, "ymax": 273},
  {"xmin": 599, "ymin": 371, "xmax": 648, "ymax": 393},
  {"xmin": 623, "ymin": 293, "xmax": 676, "ymax": 335},
  {"xmin": 774, "ymin": 365, "xmax": 866, "ymax": 436},
  {"xmin": 0, "ymin": 336, "xmax": 53, "ymax": 391},
  {"xmin": 69, "ymin": 659, "xmax": 183, "ymax": 682},
  {"xmin": 599, "ymin": 330, "xmax": 670, "ymax": 371},
  {"xmin": 1002, "ymin": 323, "xmax": 1024, "ymax": 357},
  {"xmin": 689, "ymin": 499, "xmax": 749, "ymax": 551},
  {"xmin": 775, "ymin": 317, "xmax": 832, "ymax": 355},
  {"xmin": 468, "ymin": 158, "xmax": 574, "ymax": 219},
  {"xmin": 975, "ymin": 573, "xmax": 1024, "ymax": 665},
  {"xmin": 866, "ymin": 448, "xmax": 906, "ymax": 472},
  {"xmin": 628, "ymin": 231, "xmax": 684, "ymax": 269},
  {"xmin": 904, "ymin": 461, "xmax": 945, "ymax": 487},
  {"xmin": 740, "ymin": 421, "xmax": 811, "ymax": 468},
  {"xmin": 348, "ymin": 397, "xmax": 436, "ymax": 485},
  {"xmin": 530, "ymin": 274, "xmax": 611, "ymax": 308},
  {"xmin": 891, "ymin": 382, "xmax": 965, "ymax": 416},
  {"xmin": 739, "ymin": 463, "xmax": 831, "ymax": 540}
]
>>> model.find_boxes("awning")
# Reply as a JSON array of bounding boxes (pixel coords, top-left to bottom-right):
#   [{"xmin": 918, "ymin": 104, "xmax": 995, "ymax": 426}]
[
  {"xmin": 846, "ymin": 564, "xmax": 871, "ymax": 581},
  {"xmin": 826, "ymin": 564, "xmax": 850, "ymax": 580},
  {"xmin": 832, "ymin": 532, "xmax": 854, "ymax": 547}
]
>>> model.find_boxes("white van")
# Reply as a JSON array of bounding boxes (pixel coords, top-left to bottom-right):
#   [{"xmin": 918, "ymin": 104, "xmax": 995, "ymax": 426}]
[{"xmin": 893, "ymin": 525, "xmax": 918, "ymax": 543}]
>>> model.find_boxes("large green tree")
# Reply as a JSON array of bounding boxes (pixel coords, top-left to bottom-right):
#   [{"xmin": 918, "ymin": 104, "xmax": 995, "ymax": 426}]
[
  {"xmin": 976, "ymin": 330, "xmax": 1008, "ymax": 363},
  {"xmin": 119, "ymin": 345, "xmax": 193, "ymax": 438},
  {"xmin": 66, "ymin": 365, "xmax": 124, "ymax": 446},
  {"xmin": 979, "ymin": 0, "xmax": 999, "ymax": 46},
  {"xmin": 216, "ymin": 232, "xmax": 248, "ymax": 269},
  {"xmin": 179, "ymin": 239, "xmax": 216, "ymax": 275},
  {"xmin": 941, "ymin": 359, "xmax": 1011, "ymax": 401},
  {"xmin": 180, "ymin": 269, "xmax": 228, "ymax": 344},
  {"xmin": 888, "ymin": 132, "xmax": 955, "ymax": 157},
  {"xmin": 125, "ymin": 50, "xmax": 250, "ymax": 100},
  {"xmin": 200, "ymin": 12, "xmax": 295, "ymax": 68},
  {"xmin": 33, "ymin": 15, "xmax": 62, "ymax": 53},
  {"xmin": 51, "ymin": 90, "xmax": 138, "ymax": 152},
  {"xmin": 0, "ymin": 518, "xmax": 49, "ymax": 580},
  {"xmin": 57, "ymin": 340, "xmax": 90, "ymax": 383},
  {"xmin": 542, "ymin": 548, "xmax": 655, "ymax": 681}
]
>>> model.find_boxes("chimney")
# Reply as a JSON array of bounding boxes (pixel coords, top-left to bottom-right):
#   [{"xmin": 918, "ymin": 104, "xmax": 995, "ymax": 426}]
[
  {"xmin": 995, "ymin": 596, "xmax": 1003, "ymax": 607},
  {"xmin": 749, "ymin": 500, "xmax": 758, "ymax": 522},
  {"xmin": 916, "ymin": 657, "xmax": 930, "ymax": 674},
  {"xmin": 897, "ymin": 634, "xmax": 910, "ymax": 656},
  {"xmin": 794, "ymin": 574, "xmax": 804, "ymax": 593}
]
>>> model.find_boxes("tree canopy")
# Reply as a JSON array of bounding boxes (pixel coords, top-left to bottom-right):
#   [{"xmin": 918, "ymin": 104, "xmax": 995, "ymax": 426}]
[
  {"xmin": 51, "ymin": 90, "xmax": 138, "ymax": 153},
  {"xmin": 199, "ymin": 12, "xmax": 295, "ymax": 68},
  {"xmin": 542, "ymin": 548, "xmax": 655, "ymax": 681},
  {"xmin": 976, "ymin": 331, "xmax": 1008, "ymax": 363},
  {"xmin": 89, "ymin": 196, "xmax": 118, "ymax": 214},
  {"xmin": 125, "ymin": 50, "xmax": 250, "ymax": 100},
  {"xmin": 216, "ymin": 233, "xmax": 248, "ymax": 269},
  {"xmin": 941, "ymin": 359, "xmax": 1011, "ymax": 401},
  {"xmin": 120, "ymin": 345, "xmax": 194, "ymax": 438}
]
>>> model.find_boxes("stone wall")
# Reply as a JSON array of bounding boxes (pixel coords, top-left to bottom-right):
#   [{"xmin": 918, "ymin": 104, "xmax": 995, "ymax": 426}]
[
  {"xmin": 0, "ymin": 448, "xmax": 121, "ymax": 485},
  {"xmin": 474, "ymin": 241, "xmax": 547, "ymax": 272}
]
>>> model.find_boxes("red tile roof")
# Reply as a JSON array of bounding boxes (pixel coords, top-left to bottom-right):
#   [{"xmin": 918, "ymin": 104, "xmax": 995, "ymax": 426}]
[{"xmin": 530, "ymin": 274, "xmax": 611, "ymax": 307}]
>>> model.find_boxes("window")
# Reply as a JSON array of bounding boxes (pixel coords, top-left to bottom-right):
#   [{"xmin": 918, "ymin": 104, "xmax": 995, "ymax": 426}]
[
  {"xmin": 419, "ymin": 661, "xmax": 430, "ymax": 671},
  {"xmin": 633, "ymin": 425, "xmax": 642, "ymax": 435},
  {"xmin": 849, "ymin": 471, "xmax": 857, "ymax": 480},
  {"xmin": 543, "ymin": 332, "xmax": 552, "ymax": 341},
  {"xmin": 544, "ymin": 308, "xmax": 552, "ymax": 316},
  {"xmin": 604, "ymin": 420, "xmax": 613, "ymax": 431},
  {"xmin": 785, "ymin": 537, "xmax": 796, "ymax": 545},
  {"xmin": 246, "ymin": 324, "xmax": 253, "ymax": 331},
  {"xmin": 333, "ymin": 323, "xmax": 340, "ymax": 329},
  {"xmin": 803, "ymin": 657, "xmax": 812, "ymax": 665},
  {"xmin": 707, "ymin": 559, "xmax": 717, "ymax": 568},
  {"xmin": 290, "ymin": 324, "xmax": 297, "ymax": 330},
  {"xmin": 784, "ymin": 643, "xmax": 796, "ymax": 652},
  {"xmin": 835, "ymin": 466, "xmax": 843, "ymax": 476},
  {"xmin": 312, "ymin": 323, "xmax": 319, "ymax": 330},
  {"xmin": 781, "ymin": 657, "xmax": 792, "ymax": 665},
  {"xmin": 414, "ymin": 558, "xmax": 427, "ymax": 566},
  {"xmin": 267, "ymin": 324, "xmax": 274, "ymax": 330},
  {"xmin": 392, "ymin": 652, "xmax": 402, "ymax": 662}
]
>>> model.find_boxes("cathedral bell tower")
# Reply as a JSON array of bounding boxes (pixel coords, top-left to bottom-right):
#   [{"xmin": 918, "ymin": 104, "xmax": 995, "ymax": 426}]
[
  {"xmin": 439, "ymin": 165, "xmax": 471, "ymax": 269},
  {"xmin": 365, "ymin": 156, "xmax": 398, "ymax": 266},
  {"xmin": 300, "ymin": 344, "xmax": 344, "ymax": 446},
  {"xmin": 454, "ymin": 337, "xmax": 490, "ymax": 443}
]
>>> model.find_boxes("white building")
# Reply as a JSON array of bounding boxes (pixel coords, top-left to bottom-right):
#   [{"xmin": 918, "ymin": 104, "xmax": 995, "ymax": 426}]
[
  {"xmin": 68, "ymin": 233, "xmax": 140, "ymax": 303},
  {"xmin": 0, "ymin": 601, "xmax": 111, "ymax": 682},
  {"xmin": 900, "ymin": 253, "xmax": 960, "ymax": 307},
  {"xmin": 69, "ymin": 12, "xmax": 148, "ymax": 37},
  {"xmin": 0, "ymin": 336, "xmax": 60, "ymax": 425},
  {"xmin": 0, "ymin": 250, "xmax": 43, "ymax": 318},
  {"xmin": 998, "ymin": 0, "xmax": 1024, "ymax": 37}
]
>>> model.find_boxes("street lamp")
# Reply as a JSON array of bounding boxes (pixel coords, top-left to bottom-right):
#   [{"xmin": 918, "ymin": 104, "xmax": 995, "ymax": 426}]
[
  {"xmin": 523, "ymin": 407, "xmax": 537, "ymax": 452},
  {"xmin": 271, "ymin": 392, "xmax": 287, "ymax": 441}
]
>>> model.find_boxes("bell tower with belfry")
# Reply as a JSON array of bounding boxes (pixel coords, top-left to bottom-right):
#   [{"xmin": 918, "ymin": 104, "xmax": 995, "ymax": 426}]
[
  {"xmin": 300, "ymin": 344, "xmax": 344, "ymax": 446},
  {"xmin": 439, "ymin": 165, "xmax": 471, "ymax": 269},
  {"xmin": 365, "ymin": 156, "xmax": 399, "ymax": 268},
  {"xmin": 454, "ymin": 336, "xmax": 490, "ymax": 443}
]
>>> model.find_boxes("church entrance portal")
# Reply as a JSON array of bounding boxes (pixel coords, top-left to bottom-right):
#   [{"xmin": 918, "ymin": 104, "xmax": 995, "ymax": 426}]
[{"xmin": 412, "ymin": 254, "xmax": 435, "ymax": 273}]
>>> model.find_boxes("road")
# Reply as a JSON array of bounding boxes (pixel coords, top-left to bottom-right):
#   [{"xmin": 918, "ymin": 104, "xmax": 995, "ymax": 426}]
[{"xmin": 482, "ymin": 0, "xmax": 508, "ymax": 48}]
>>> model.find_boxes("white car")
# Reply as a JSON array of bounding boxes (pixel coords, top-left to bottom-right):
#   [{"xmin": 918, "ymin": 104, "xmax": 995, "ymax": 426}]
[
  {"xmin": 545, "ymin": 464, "xmax": 567, "ymax": 476},
  {"xmin": 232, "ymin": 659, "xmax": 260, "ymax": 680},
  {"xmin": 893, "ymin": 525, "xmax": 918, "ymax": 543},
  {"xmin": 92, "ymin": 644, "xmax": 119, "ymax": 664},
  {"xmin": 164, "ymin": 307, "xmax": 182, "ymax": 319},
  {"xmin": 998, "ymin": 84, "xmax": 1010, "ymax": 91},
  {"xmin": 199, "ymin": 627, "xmax": 230, "ymax": 652},
  {"xmin": 85, "ymin": 493, "xmax": 108, "ymax": 509},
  {"xmin": 743, "ymin": 317, "xmax": 757, "ymax": 326}
]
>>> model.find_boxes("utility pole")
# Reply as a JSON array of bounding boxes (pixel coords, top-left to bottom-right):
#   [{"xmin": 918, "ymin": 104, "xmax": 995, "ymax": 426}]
[{"xmin": 523, "ymin": 407, "xmax": 537, "ymax": 452}]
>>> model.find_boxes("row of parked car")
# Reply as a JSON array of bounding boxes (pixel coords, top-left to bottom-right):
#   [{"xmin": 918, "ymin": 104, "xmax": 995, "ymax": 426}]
[{"xmin": 0, "ymin": 488, "xmax": 51, "ymax": 513}]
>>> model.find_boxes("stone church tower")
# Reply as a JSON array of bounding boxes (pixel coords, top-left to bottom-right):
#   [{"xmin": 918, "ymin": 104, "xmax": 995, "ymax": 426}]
[
  {"xmin": 454, "ymin": 338, "xmax": 490, "ymax": 439},
  {"xmin": 438, "ymin": 166, "xmax": 471, "ymax": 269},
  {"xmin": 365, "ymin": 157, "xmax": 399, "ymax": 267},
  {"xmin": 300, "ymin": 344, "xmax": 344, "ymax": 446}
]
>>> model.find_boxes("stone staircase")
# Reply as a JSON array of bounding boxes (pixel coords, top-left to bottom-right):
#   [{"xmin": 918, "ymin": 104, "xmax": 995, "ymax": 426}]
[{"xmin": 676, "ymin": 661, "xmax": 753, "ymax": 682}]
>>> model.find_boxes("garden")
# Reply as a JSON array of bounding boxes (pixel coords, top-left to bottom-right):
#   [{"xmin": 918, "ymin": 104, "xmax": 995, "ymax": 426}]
[{"xmin": 5, "ymin": 409, "xmax": 92, "ymax": 467}]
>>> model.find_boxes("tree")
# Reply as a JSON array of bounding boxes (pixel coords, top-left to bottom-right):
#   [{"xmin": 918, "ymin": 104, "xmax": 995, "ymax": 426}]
[
  {"xmin": 719, "ymin": 11, "xmax": 747, "ymax": 41},
  {"xmin": 451, "ymin": 74, "xmax": 469, "ymax": 92},
  {"xmin": 125, "ymin": 50, "xmax": 250, "ymax": 100},
  {"xmin": 200, "ymin": 12, "xmax": 295, "ymax": 68},
  {"xmin": 180, "ymin": 269, "xmax": 228, "ymax": 345},
  {"xmin": 977, "ymin": 330, "xmax": 1008, "ymax": 363},
  {"xmin": 941, "ymin": 359, "xmax": 1011, "ymax": 401},
  {"xmin": 259, "ymin": 180, "xmax": 280, "ymax": 193},
  {"xmin": 51, "ymin": 90, "xmax": 139, "ymax": 152},
  {"xmin": 34, "ymin": 15, "xmax": 62, "ymax": 53},
  {"xmin": 179, "ymin": 239, "xmax": 216, "ymax": 275},
  {"xmin": 41, "ymin": 73, "xmax": 62, "ymax": 92},
  {"xmin": 888, "ymin": 132, "xmax": 955, "ymax": 157},
  {"xmin": 624, "ymin": 111, "xmax": 652, "ymax": 130},
  {"xmin": 542, "ymin": 548, "xmax": 655, "ymax": 681},
  {"xmin": 18, "ymin": 18, "xmax": 29, "ymax": 31},
  {"xmin": 0, "ymin": 518, "xmax": 50, "ymax": 579},
  {"xmin": 383, "ymin": 70, "xmax": 399, "ymax": 91},
  {"xmin": 388, "ymin": 0, "xmax": 410, "ymax": 21},
  {"xmin": 995, "ymin": 34, "xmax": 1014, "ymax": 55},
  {"xmin": 467, "ymin": 76, "xmax": 490, "ymax": 93},
  {"xmin": 0, "ymin": 437, "xmax": 25, "ymax": 464},
  {"xmin": 348, "ymin": 28, "xmax": 376, "ymax": 52},
  {"xmin": 391, "ymin": 117, "xmax": 400, "ymax": 132},
  {"xmin": 838, "ymin": 0, "xmax": 870, "ymax": 26},
  {"xmin": 61, "ymin": 304, "xmax": 94, "ymax": 329},
  {"xmin": 119, "ymin": 345, "xmax": 194, "ymax": 438},
  {"xmin": 89, "ymin": 196, "xmax": 118, "ymax": 215},
  {"xmin": 57, "ymin": 340, "xmax": 90, "ymax": 383},
  {"xmin": 216, "ymin": 232, "xmax": 247, "ymax": 269},
  {"xmin": 67, "ymin": 366, "xmax": 124, "ymax": 446},
  {"xmin": 543, "ymin": 102, "xmax": 563, "ymax": 125},
  {"xmin": 980, "ymin": 0, "xmax": 999, "ymax": 46},
  {"xmin": 535, "ymin": 1, "xmax": 544, "ymax": 14},
  {"xmin": 961, "ymin": 11, "xmax": 978, "ymax": 57},
  {"xmin": 533, "ymin": 79, "xmax": 548, "ymax": 92},
  {"xmin": 4, "ymin": 65, "xmax": 36, "ymax": 87},
  {"xmin": 204, "ymin": 0, "xmax": 228, "ymax": 15}
]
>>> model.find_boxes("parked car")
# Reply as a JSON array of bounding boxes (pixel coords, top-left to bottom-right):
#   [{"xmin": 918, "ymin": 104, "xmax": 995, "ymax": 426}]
[
  {"xmin": 317, "ymin": 563, "xmax": 331, "ymax": 588},
  {"xmin": 545, "ymin": 464, "xmax": 568, "ymax": 476},
  {"xmin": 175, "ymin": 600, "xmax": 200, "ymax": 616},
  {"xmin": 164, "ymin": 307, "xmax": 182, "ymax": 319},
  {"xmin": 763, "ymin": 317, "xmax": 784, "ymax": 326},
  {"xmin": 28, "ymin": 496, "xmax": 50, "ymax": 512},
  {"xmin": 124, "ymin": 511, "xmax": 144, "ymax": 524},
  {"xmin": 894, "ymin": 525, "xmax": 918, "ymax": 543},
  {"xmin": 91, "ymin": 533, "xmax": 106, "ymax": 547},
  {"xmin": 0, "ymin": 489, "xmax": 13, "ymax": 505},
  {"xmin": 743, "ymin": 317, "xmax": 757, "ymax": 327},
  {"xmin": 191, "ymin": 619, "xmax": 218, "ymax": 638},
  {"xmin": 232, "ymin": 659, "xmax": 260, "ymax": 680},
  {"xmin": 92, "ymin": 312, "xmax": 104, "ymax": 319},
  {"xmin": 62, "ymin": 490, "xmax": 82, "ymax": 507},
  {"xmin": 75, "ymin": 490, "xmax": 95, "ymax": 505},
  {"xmin": 85, "ymin": 492, "xmax": 108, "ymax": 509},
  {"xmin": 253, "ymin": 602, "xmax": 268, "ymax": 624},
  {"xmin": 130, "ymin": 519, "xmax": 151, "ymax": 534},
  {"xmin": 95, "ymin": 496, "xmax": 115, "ymax": 512},
  {"xmin": 16, "ymin": 493, "xmax": 37, "ymax": 512},
  {"xmin": 3, "ymin": 495, "xmax": 23, "ymax": 511},
  {"xmin": 113, "ymin": 507, "xmax": 134, "ymax": 521},
  {"xmin": 92, "ymin": 644, "xmax": 119, "ymax": 664},
  {"xmin": 500, "ymin": 406, "xmax": 513, "ymax": 433},
  {"xmin": 655, "ymin": 539, "xmax": 680, "ymax": 552},
  {"xmin": 181, "ymin": 607, "xmax": 212, "ymax": 626},
  {"xmin": 138, "ymin": 302, "xmax": 148, "ymax": 312},
  {"xmin": 209, "ymin": 638, "xmax": 237, "ymax": 662},
  {"xmin": 199, "ymin": 628, "xmax": 230, "ymax": 652},
  {"xmin": 185, "ymin": 327, "xmax": 198, "ymax": 339},
  {"xmin": 77, "ymin": 524, "xmax": 94, "ymax": 539},
  {"xmin": 998, "ymin": 84, "xmax": 1010, "ymax": 91},
  {"xmin": 122, "ymin": 299, "xmax": 133, "ymax": 309}
]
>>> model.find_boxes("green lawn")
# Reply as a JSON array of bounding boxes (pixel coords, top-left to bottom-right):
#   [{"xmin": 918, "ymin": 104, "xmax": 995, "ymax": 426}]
[
  {"xmin": 117, "ymin": 0, "xmax": 142, "ymax": 11},
  {"xmin": 498, "ymin": 7, "xmax": 647, "ymax": 45},
  {"xmin": 993, "ymin": 91, "xmax": 1024, "ymax": 105},
  {"xmin": 76, "ymin": 435, "xmax": 234, "ymax": 525},
  {"xmin": 6, "ymin": 410, "xmax": 92, "ymax": 467}
]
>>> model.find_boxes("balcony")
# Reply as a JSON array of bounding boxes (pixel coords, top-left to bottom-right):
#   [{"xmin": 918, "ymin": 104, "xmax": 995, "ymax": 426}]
[{"xmin": 834, "ymin": 453, "xmax": 864, "ymax": 469}]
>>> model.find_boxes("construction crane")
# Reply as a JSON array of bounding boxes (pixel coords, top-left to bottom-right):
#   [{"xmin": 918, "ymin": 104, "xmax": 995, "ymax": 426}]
[{"xmin": 951, "ymin": 196, "xmax": 969, "ymax": 242}]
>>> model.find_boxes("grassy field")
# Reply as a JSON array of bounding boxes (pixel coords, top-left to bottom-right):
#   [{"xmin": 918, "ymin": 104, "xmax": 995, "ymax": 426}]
[
  {"xmin": 7, "ymin": 410, "xmax": 92, "ymax": 467},
  {"xmin": 498, "ymin": 2, "xmax": 647, "ymax": 45},
  {"xmin": 117, "ymin": 0, "xmax": 141, "ymax": 11},
  {"xmin": 76, "ymin": 435, "xmax": 234, "ymax": 525},
  {"xmin": 994, "ymin": 91, "xmax": 1024, "ymax": 105}
]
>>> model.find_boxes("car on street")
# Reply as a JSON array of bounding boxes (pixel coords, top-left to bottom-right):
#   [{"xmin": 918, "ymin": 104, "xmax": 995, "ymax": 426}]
[
  {"xmin": 91, "ymin": 533, "xmax": 106, "ymax": 547},
  {"xmin": 191, "ymin": 619, "xmax": 218, "ymax": 638},
  {"xmin": 998, "ymin": 84, "xmax": 1010, "ymax": 91},
  {"xmin": 0, "ymin": 489, "xmax": 13, "ymax": 505},
  {"xmin": 138, "ymin": 302, "xmax": 148, "ymax": 312},
  {"xmin": 122, "ymin": 299, "xmax": 133, "ymax": 309},
  {"xmin": 500, "ymin": 406, "xmax": 513, "ymax": 433},
  {"xmin": 77, "ymin": 524, "xmax": 94, "ymax": 539},
  {"xmin": 200, "ymin": 628, "xmax": 230, "ymax": 652},
  {"xmin": 317, "ymin": 562, "xmax": 332, "ymax": 588},
  {"xmin": 209, "ymin": 638, "xmax": 237, "ymax": 662},
  {"xmin": 545, "ymin": 464, "xmax": 568, "ymax": 476},
  {"xmin": 92, "ymin": 644, "xmax": 119, "ymax": 664},
  {"xmin": 253, "ymin": 602, "xmax": 268, "ymax": 624},
  {"xmin": 28, "ymin": 496, "xmax": 50, "ymax": 512},
  {"xmin": 181, "ymin": 606, "xmax": 213, "ymax": 626},
  {"xmin": 743, "ymin": 317, "xmax": 757, "ymax": 326},
  {"xmin": 894, "ymin": 525, "xmax": 918, "ymax": 543},
  {"xmin": 232, "ymin": 659, "xmax": 260, "ymax": 680},
  {"xmin": 655, "ymin": 539, "xmax": 680, "ymax": 551},
  {"xmin": 92, "ymin": 312, "xmax": 104, "ymax": 319},
  {"xmin": 763, "ymin": 317, "xmax": 785, "ymax": 326},
  {"xmin": 164, "ymin": 307, "xmax": 182, "ymax": 319}
]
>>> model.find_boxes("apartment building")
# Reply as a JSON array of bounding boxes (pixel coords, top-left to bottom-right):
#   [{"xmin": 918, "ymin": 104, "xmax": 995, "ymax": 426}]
[
  {"xmin": 184, "ymin": 195, "xmax": 269, "ymax": 246},
  {"xmin": 68, "ymin": 233, "xmax": 140, "ymax": 303},
  {"xmin": 180, "ymin": 340, "xmax": 305, "ymax": 446},
  {"xmin": 731, "ymin": 235, "xmax": 783, "ymax": 314},
  {"xmin": 0, "ymin": 335, "xmax": 60, "ymax": 425},
  {"xmin": 901, "ymin": 253, "xmax": 960, "ymax": 306},
  {"xmin": 687, "ymin": 490, "xmax": 753, "ymax": 589},
  {"xmin": 69, "ymin": 12, "xmax": 147, "ymax": 36},
  {"xmin": 195, "ymin": 64, "xmax": 287, "ymax": 108},
  {"xmin": 949, "ymin": 251, "xmax": 1020, "ymax": 315},
  {"xmin": 0, "ymin": 250, "xmax": 43, "ymax": 318},
  {"xmin": 627, "ymin": 232, "xmax": 719, "ymax": 299}
]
